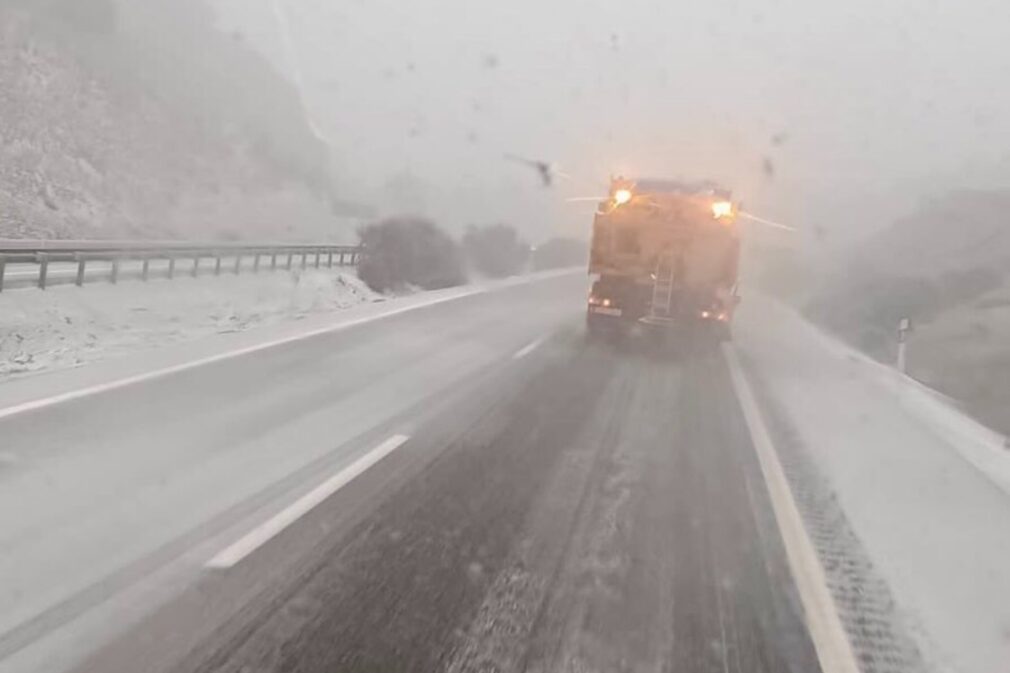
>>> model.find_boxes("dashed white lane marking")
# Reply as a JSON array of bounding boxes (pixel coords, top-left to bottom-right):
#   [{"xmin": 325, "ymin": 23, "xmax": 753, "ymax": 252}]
[
  {"xmin": 512, "ymin": 337, "xmax": 545, "ymax": 360},
  {"xmin": 207, "ymin": 434, "xmax": 410, "ymax": 569},
  {"xmin": 721, "ymin": 344, "xmax": 861, "ymax": 673},
  {"xmin": 0, "ymin": 289, "xmax": 486, "ymax": 421}
]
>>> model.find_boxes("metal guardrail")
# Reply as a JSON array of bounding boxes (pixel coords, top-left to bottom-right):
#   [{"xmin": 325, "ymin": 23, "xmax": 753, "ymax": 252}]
[{"xmin": 0, "ymin": 240, "xmax": 361, "ymax": 291}]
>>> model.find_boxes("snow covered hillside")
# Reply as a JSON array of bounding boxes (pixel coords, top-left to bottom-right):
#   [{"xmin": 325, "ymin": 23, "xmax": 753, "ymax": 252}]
[{"xmin": 0, "ymin": 1, "xmax": 359, "ymax": 241}]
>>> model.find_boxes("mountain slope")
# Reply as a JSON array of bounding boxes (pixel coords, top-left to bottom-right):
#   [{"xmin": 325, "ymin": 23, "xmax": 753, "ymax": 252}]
[
  {"xmin": 0, "ymin": 0, "xmax": 354, "ymax": 241},
  {"xmin": 805, "ymin": 190, "xmax": 1010, "ymax": 356},
  {"xmin": 804, "ymin": 189, "xmax": 1010, "ymax": 434}
]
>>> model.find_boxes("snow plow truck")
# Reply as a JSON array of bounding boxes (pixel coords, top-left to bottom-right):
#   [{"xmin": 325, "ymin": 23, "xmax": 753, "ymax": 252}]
[{"xmin": 586, "ymin": 177, "xmax": 741, "ymax": 341}]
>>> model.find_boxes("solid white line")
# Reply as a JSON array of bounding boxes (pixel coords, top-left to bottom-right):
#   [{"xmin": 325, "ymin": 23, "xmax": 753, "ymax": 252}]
[
  {"xmin": 512, "ymin": 337, "xmax": 545, "ymax": 360},
  {"xmin": 207, "ymin": 434, "xmax": 410, "ymax": 569},
  {"xmin": 0, "ymin": 289, "xmax": 485, "ymax": 421},
  {"xmin": 721, "ymin": 344, "xmax": 860, "ymax": 673}
]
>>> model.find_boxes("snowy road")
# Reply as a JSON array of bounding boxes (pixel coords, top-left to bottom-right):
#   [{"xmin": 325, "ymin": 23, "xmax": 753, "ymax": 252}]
[{"xmin": 0, "ymin": 272, "xmax": 1005, "ymax": 673}]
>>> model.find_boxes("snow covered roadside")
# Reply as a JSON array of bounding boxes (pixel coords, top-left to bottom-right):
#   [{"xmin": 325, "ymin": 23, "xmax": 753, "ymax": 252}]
[
  {"xmin": 0, "ymin": 269, "xmax": 380, "ymax": 379},
  {"xmin": 736, "ymin": 294, "xmax": 1010, "ymax": 673}
]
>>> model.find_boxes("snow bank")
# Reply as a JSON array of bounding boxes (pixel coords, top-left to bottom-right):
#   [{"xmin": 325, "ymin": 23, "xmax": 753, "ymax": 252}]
[{"xmin": 0, "ymin": 270, "xmax": 379, "ymax": 379}]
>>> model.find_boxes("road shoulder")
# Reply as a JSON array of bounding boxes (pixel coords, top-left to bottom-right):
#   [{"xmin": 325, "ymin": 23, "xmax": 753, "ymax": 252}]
[
  {"xmin": 0, "ymin": 269, "xmax": 583, "ymax": 418},
  {"xmin": 736, "ymin": 293, "xmax": 1010, "ymax": 673}
]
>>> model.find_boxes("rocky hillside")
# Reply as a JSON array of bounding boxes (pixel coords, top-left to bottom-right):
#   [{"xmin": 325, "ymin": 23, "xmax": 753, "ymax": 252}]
[{"xmin": 0, "ymin": 0, "xmax": 356, "ymax": 241}]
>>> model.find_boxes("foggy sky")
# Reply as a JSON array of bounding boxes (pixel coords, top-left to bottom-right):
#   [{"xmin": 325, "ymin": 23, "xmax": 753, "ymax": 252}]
[{"xmin": 211, "ymin": 0, "xmax": 1010, "ymax": 246}]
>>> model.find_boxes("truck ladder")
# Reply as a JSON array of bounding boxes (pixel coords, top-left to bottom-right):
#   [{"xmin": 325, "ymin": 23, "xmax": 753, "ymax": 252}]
[{"xmin": 650, "ymin": 253, "xmax": 677, "ymax": 318}]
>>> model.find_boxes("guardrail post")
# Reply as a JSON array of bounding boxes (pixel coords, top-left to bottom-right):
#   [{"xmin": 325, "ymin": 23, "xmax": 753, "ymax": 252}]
[
  {"xmin": 314, "ymin": 250, "xmax": 321, "ymax": 268},
  {"xmin": 271, "ymin": 252, "xmax": 278, "ymax": 271},
  {"xmin": 75, "ymin": 255, "xmax": 86, "ymax": 287},
  {"xmin": 286, "ymin": 252, "xmax": 293, "ymax": 270},
  {"xmin": 234, "ymin": 254, "xmax": 241, "ymax": 275},
  {"xmin": 300, "ymin": 252, "xmax": 307, "ymax": 270},
  {"xmin": 192, "ymin": 256, "xmax": 200, "ymax": 278},
  {"xmin": 327, "ymin": 250, "xmax": 333, "ymax": 268},
  {"xmin": 338, "ymin": 250, "xmax": 345, "ymax": 265},
  {"xmin": 167, "ymin": 256, "xmax": 176, "ymax": 279},
  {"xmin": 37, "ymin": 253, "xmax": 49, "ymax": 289},
  {"xmin": 110, "ymin": 256, "xmax": 120, "ymax": 284},
  {"xmin": 253, "ymin": 253, "xmax": 260, "ymax": 273},
  {"xmin": 214, "ymin": 254, "xmax": 222, "ymax": 276},
  {"xmin": 0, "ymin": 255, "xmax": 6, "ymax": 293},
  {"xmin": 141, "ymin": 257, "xmax": 150, "ymax": 281}
]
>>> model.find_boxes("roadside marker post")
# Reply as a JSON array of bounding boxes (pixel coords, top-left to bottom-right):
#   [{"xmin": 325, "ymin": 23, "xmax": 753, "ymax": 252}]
[{"xmin": 897, "ymin": 317, "xmax": 912, "ymax": 374}]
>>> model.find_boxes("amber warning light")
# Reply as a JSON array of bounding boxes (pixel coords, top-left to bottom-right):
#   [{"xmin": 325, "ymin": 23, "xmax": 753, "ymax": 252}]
[{"xmin": 711, "ymin": 201, "xmax": 734, "ymax": 219}]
